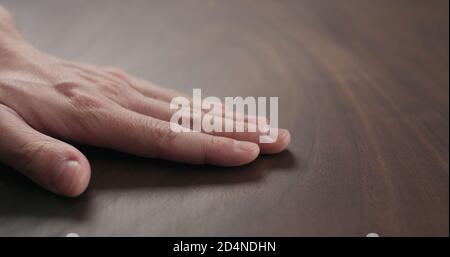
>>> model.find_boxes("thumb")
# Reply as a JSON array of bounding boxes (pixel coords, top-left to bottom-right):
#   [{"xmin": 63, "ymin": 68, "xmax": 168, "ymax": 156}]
[{"xmin": 0, "ymin": 104, "xmax": 91, "ymax": 197}]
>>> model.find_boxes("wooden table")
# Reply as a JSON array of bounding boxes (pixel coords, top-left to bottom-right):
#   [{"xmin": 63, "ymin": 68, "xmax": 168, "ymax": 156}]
[{"xmin": 0, "ymin": 0, "xmax": 448, "ymax": 236}]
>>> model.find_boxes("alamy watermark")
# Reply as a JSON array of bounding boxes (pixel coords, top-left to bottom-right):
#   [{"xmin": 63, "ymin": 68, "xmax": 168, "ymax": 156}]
[{"xmin": 169, "ymin": 89, "xmax": 279, "ymax": 143}]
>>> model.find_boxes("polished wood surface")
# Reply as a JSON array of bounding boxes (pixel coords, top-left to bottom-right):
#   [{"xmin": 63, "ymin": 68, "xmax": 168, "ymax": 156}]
[{"xmin": 0, "ymin": 0, "xmax": 448, "ymax": 236}]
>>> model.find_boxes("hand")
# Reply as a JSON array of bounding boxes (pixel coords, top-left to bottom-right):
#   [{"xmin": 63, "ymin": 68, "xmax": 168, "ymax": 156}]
[{"xmin": 0, "ymin": 7, "xmax": 290, "ymax": 197}]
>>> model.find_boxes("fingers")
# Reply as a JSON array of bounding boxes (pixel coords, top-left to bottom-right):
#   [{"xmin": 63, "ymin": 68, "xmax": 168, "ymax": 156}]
[
  {"xmin": 97, "ymin": 109, "xmax": 260, "ymax": 166},
  {"xmin": 67, "ymin": 63, "xmax": 290, "ymax": 155},
  {"xmin": 125, "ymin": 96, "xmax": 290, "ymax": 153},
  {"xmin": 89, "ymin": 64, "xmax": 266, "ymax": 125},
  {"xmin": 210, "ymin": 127, "xmax": 291, "ymax": 154},
  {"xmin": 0, "ymin": 104, "xmax": 90, "ymax": 197},
  {"xmin": 80, "ymin": 63, "xmax": 270, "ymax": 126},
  {"xmin": 116, "ymin": 72, "xmax": 266, "ymax": 125}
]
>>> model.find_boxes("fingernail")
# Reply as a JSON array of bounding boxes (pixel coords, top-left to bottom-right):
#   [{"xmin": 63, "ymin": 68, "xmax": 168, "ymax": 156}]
[
  {"xmin": 234, "ymin": 141, "xmax": 258, "ymax": 153},
  {"xmin": 51, "ymin": 160, "xmax": 79, "ymax": 194},
  {"xmin": 259, "ymin": 128, "xmax": 280, "ymax": 143}
]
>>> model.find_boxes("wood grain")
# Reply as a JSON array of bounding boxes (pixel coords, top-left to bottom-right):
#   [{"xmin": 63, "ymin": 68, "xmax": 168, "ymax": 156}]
[{"xmin": 0, "ymin": 0, "xmax": 448, "ymax": 236}]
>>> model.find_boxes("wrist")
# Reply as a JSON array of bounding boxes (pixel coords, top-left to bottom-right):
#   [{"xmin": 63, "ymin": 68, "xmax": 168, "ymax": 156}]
[
  {"xmin": 0, "ymin": 7, "xmax": 19, "ymax": 37},
  {"xmin": 0, "ymin": 6, "xmax": 29, "ymax": 55}
]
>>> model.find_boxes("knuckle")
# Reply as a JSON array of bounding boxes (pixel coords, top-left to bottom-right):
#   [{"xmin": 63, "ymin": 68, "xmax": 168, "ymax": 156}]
[
  {"xmin": 152, "ymin": 120, "xmax": 178, "ymax": 153},
  {"xmin": 14, "ymin": 140, "xmax": 55, "ymax": 171},
  {"xmin": 54, "ymin": 81, "xmax": 104, "ymax": 110},
  {"xmin": 103, "ymin": 67, "xmax": 135, "ymax": 88},
  {"xmin": 54, "ymin": 80, "xmax": 107, "ymax": 113},
  {"xmin": 96, "ymin": 81, "xmax": 125, "ymax": 98},
  {"xmin": 54, "ymin": 81, "xmax": 81, "ymax": 96},
  {"xmin": 105, "ymin": 67, "xmax": 128, "ymax": 78},
  {"xmin": 69, "ymin": 92, "xmax": 104, "ymax": 109},
  {"xmin": 208, "ymin": 135, "xmax": 226, "ymax": 148},
  {"xmin": 54, "ymin": 86, "xmax": 110, "ymax": 143},
  {"xmin": 65, "ymin": 104, "xmax": 110, "ymax": 144}
]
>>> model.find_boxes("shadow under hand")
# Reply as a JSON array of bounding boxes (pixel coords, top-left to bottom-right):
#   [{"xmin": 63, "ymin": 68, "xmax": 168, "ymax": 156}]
[
  {"xmin": 84, "ymin": 146, "xmax": 299, "ymax": 190},
  {"xmin": 0, "ymin": 146, "xmax": 299, "ymax": 220}
]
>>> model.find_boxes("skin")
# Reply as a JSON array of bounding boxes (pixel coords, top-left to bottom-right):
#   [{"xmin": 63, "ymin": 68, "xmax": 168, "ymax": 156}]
[{"xmin": 0, "ymin": 6, "xmax": 290, "ymax": 197}]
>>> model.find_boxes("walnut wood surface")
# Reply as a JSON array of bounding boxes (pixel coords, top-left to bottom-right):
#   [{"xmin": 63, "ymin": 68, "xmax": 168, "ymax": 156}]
[{"xmin": 0, "ymin": 0, "xmax": 448, "ymax": 236}]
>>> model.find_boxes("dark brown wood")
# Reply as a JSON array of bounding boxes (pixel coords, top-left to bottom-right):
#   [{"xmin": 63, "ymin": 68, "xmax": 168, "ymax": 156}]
[{"xmin": 0, "ymin": 0, "xmax": 448, "ymax": 236}]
